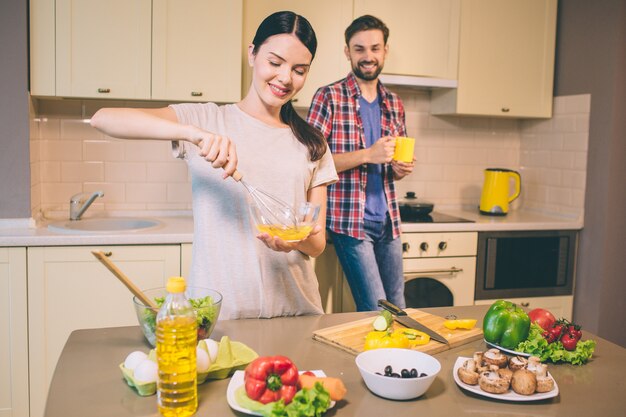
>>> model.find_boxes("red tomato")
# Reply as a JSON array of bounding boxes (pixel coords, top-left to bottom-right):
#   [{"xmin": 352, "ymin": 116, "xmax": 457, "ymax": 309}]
[
  {"xmin": 561, "ymin": 333, "xmax": 578, "ymax": 351},
  {"xmin": 528, "ymin": 308, "xmax": 557, "ymax": 331}
]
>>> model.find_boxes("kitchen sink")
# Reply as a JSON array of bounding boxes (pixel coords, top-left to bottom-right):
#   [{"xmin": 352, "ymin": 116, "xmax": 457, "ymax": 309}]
[{"xmin": 47, "ymin": 217, "xmax": 161, "ymax": 234}]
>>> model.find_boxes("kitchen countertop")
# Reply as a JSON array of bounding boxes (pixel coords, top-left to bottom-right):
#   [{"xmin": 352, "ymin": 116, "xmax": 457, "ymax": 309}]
[
  {"xmin": 0, "ymin": 209, "xmax": 582, "ymax": 247},
  {"xmin": 44, "ymin": 305, "xmax": 623, "ymax": 417}
]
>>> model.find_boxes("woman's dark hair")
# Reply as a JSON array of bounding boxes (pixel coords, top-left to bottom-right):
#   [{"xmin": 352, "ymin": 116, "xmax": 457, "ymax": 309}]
[
  {"xmin": 345, "ymin": 15, "xmax": 389, "ymax": 46},
  {"xmin": 251, "ymin": 11, "xmax": 327, "ymax": 162}
]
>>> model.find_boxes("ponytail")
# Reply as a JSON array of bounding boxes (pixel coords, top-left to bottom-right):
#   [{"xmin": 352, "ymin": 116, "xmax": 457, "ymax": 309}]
[{"xmin": 280, "ymin": 101, "xmax": 327, "ymax": 161}]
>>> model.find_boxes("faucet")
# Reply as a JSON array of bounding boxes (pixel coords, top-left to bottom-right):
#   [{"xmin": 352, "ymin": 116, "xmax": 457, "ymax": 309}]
[{"xmin": 70, "ymin": 191, "xmax": 104, "ymax": 220}]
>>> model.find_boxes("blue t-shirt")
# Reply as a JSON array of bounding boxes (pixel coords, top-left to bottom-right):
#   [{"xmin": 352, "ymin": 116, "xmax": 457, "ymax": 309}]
[{"xmin": 358, "ymin": 95, "xmax": 388, "ymax": 221}]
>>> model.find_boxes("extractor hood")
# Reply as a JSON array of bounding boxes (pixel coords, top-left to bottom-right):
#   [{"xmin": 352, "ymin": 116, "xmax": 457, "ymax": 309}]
[{"xmin": 379, "ymin": 74, "xmax": 457, "ymax": 89}]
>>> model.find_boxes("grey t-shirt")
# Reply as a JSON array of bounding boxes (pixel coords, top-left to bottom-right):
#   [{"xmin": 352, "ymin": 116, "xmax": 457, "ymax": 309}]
[{"xmin": 170, "ymin": 103, "xmax": 338, "ymax": 320}]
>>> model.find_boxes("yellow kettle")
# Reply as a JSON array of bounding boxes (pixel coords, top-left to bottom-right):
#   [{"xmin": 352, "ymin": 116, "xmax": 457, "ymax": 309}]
[{"xmin": 479, "ymin": 168, "xmax": 521, "ymax": 215}]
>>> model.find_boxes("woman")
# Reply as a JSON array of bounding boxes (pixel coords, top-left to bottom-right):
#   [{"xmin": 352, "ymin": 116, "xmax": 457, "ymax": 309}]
[{"xmin": 90, "ymin": 11, "xmax": 338, "ymax": 320}]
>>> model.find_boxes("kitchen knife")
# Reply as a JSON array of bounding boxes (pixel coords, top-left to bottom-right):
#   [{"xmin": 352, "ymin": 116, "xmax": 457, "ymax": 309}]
[{"xmin": 378, "ymin": 299, "xmax": 449, "ymax": 345}]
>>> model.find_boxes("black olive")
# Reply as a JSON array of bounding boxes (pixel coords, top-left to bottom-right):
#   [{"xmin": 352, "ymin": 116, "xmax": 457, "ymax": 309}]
[
  {"xmin": 401, "ymin": 369, "xmax": 410, "ymax": 378},
  {"xmin": 419, "ymin": 373, "xmax": 428, "ymax": 378},
  {"xmin": 410, "ymin": 368, "xmax": 418, "ymax": 378},
  {"xmin": 375, "ymin": 372, "xmax": 382, "ymax": 375},
  {"xmin": 384, "ymin": 365, "xmax": 393, "ymax": 375},
  {"xmin": 390, "ymin": 373, "xmax": 401, "ymax": 378}
]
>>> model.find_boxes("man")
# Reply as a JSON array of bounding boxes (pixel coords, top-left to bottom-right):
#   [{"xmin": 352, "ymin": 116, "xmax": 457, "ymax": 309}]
[{"xmin": 307, "ymin": 15, "xmax": 414, "ymax": 311}]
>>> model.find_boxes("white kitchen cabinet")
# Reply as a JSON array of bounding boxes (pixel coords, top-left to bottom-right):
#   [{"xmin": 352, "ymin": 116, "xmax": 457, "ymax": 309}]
[
  {"xmin": 354, "ymin": 0, "xmax": 460, "ymax": 80},
  {"xmin": 475, "ymin": 295, "xmax": 574, "ymax": 321},
  {"xmin": 242, "ymin": 0, "xmax": 353, "ymax": 109},
  {"xmin": 27, "ymin": 245, "xmax": 180, "ymax": 417},
  {"xmin": 0, "ymin": 248, "xmax": 29, "ymax": 417},
  {"xmin": 55, "ymin": 0, "xmax": 152, "ymax": 99},
  {"xmin": 431, "ymin": 0, "xmax": 558, "ymax": 118},
  {"xmin": 181, "ymin": 243, "xmax": 192, "ymax": 278},
  {"xmin": 152, "ymin": 0, "xmax": 242, "ymax": 102},
  {"xmin": 31, "ymin": 0, "xmax": 243, "ymax": 102}
]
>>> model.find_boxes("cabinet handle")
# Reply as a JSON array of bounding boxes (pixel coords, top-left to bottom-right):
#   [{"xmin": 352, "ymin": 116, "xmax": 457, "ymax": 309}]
[
  {"xmin": 191, "ymin": 91, "xmax": 203, "ymax": 97},
  {"xmin": 419, "ymin": 242, "xmax": 429, "ymax": 251},
  {"xmin": 501, "ymin": 107, "xmax": 510, "ymax": 113},
  {"xmin": 438, "ymin": 241, "xmax": 447, "ymax": 251},
  {"xmin": 103, "ymin": 251, "xmax": 112, "ymax": 257},
  {"xmin": 97, "ymin": 88, "xmax": 111, "ymax": 94},
  {"xmin": 520, "ymin": 302, "xmax": 530, "ymax": 307},
  {"xmin": 402, "ymin": 242, "xmax": 410, "ymax": 253}
]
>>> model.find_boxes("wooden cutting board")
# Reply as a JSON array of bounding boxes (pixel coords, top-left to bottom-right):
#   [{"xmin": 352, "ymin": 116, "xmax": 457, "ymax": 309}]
[{"xmin": 313, "ymin": 309, "xmax": 483, "ymax": 356}]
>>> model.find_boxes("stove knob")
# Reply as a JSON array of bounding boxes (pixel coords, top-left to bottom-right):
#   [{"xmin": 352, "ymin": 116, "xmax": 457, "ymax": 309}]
[
  {"xmin": 438, "ymin": 241, "xmax": 448, "ymax": 251},
  {"xmin": 420, "ymin": 242, "xmax": 429, "ymax": 252},
  {"xmin": 402, "ymin": 242, "xmax": 410, "ymax": 253}
]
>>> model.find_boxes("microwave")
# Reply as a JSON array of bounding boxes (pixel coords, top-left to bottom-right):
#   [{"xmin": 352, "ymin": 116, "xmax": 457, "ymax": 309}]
[{"xmin": 474, "ymin": 230, "xmax": 577, "ymax": 300}]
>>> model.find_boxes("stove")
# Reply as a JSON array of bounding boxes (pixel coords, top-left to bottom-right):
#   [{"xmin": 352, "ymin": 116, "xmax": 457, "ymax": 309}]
[{"xmin": 401, "ymin": 212, "xmax": 474, "ymax": 223}]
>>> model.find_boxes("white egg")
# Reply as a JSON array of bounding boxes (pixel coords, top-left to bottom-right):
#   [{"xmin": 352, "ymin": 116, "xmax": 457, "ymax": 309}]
[
  {"xmin": 133, "ymin": 359, "xmax": 158, "ymax": 383},
  {"xmin": 124, "ymin": 351, "xmax": 148, "ymax": 371},
  {"xmin": 196, "ymin": 347, "xmax": 210, "ymax": 372},
  {"xmin": 203, "ymin": 338, "xmax": 219, "ymax": 363}
]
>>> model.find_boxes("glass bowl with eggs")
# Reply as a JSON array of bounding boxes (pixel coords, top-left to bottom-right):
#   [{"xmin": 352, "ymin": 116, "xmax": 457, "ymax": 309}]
[
  {"xmin": 133, "ymin": 286, "xmax": 222, "ymax": 347},
  {"xmin": 249, "ymin": 201, "xmax": 320, "ymax": 242}
]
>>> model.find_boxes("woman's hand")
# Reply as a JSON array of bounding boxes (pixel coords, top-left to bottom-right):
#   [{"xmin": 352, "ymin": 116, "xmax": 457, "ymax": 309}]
[
  {"xmin": 188, "ymin": 127, "xmax": 238, "ymax": 178},
  {"xmin": 256, "ymin": 224, "xmax": 323, "ymax": 253}
]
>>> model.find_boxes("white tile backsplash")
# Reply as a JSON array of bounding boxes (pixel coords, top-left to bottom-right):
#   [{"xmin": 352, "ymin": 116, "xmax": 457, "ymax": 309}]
[{"xmin": 30, "ymin": 93, "xmax": 590, "ymax": 221}]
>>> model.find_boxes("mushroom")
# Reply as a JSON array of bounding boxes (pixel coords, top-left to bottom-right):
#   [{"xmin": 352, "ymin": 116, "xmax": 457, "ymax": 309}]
[
  {"xmin": 483, "ymin": 348, "xmax": 508, "ymax": 368},
  {"xmin": 498, "ymin": 367, "xmax": 513, "ymax": 384},
  {"xmin": 508, "ymin": 356, "xmax": 528, "ymax": 371},
  {"xmin": 473, "ymin": 351, "xmax": 488, "ymax": 373},
  {"xmin": 478, "ymin": 365, "xmax": 510, "ymax": 394},
  {"xmin": 526, "ymin": 356, "xmax": 542, "ymax": 373},
  {"xmin": 511, "ymin": 369, "xmax": 537, "ymax": 395},
  {"xmin": 534, "ymin": 364, "xmax": 555, "ymax": 393},
  {"xmin": 457, "ymin": 359, "xmax": 480, "ymax": 385}
]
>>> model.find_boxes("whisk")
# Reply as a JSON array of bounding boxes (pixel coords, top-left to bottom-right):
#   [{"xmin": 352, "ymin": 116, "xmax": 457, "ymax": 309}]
[{"xmin": 232, "ymin": 170, "xmax": 298, "ymax": 228}]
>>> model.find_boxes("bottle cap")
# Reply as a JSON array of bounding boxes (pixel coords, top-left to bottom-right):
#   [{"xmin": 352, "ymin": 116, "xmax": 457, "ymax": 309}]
[{"xmin": 166, "ymin": 276, "xmax": 186, "ymax": 293}]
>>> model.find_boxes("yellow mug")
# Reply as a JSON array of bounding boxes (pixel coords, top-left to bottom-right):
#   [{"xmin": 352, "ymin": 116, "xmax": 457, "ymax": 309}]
[{"xmin": 393, "ymin": 136, "xmax": 415, "ymax": 163}]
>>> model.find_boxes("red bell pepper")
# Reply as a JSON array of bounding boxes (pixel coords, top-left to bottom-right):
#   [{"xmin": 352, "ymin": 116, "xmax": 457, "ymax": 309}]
[{"xmin": 244, "ymin": 355, "xmax": 299, "ymax": 404}]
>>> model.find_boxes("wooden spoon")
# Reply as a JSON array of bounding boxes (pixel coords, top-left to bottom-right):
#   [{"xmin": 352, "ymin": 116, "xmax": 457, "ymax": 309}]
[{"xmin": 91, "ymin": 250, "xmax": 158, "ymax": 310}]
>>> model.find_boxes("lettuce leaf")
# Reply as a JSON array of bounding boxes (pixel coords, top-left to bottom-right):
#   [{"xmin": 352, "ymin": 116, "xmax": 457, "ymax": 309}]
[{"xmin": 516, "ymin": 323, "xmax": 596, "ymax": 365}]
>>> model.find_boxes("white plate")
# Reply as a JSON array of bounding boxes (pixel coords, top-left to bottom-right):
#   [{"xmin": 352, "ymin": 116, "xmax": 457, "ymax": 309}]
[
  {"xmin": 226, "ymin": 370, "xmax": 335, "ymax": 415},
  {"xmin": 484, "ymin": 339, "xmax": 531, "ymax": 357},
  {"xmin": 452, "ymin": 357, "xmax": 559, "ymax": 402}
]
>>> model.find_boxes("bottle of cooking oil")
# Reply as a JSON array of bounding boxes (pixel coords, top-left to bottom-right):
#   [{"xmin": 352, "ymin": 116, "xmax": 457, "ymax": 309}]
[{"xmin": 156, "ymin": 276, "xmax": 198, "ymax": 417}]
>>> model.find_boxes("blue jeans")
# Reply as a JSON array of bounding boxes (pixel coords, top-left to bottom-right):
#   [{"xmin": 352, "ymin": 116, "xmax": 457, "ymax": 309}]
[{"xmin": 329, "ymin": 218, "xmax": 405, "ymax": 311}]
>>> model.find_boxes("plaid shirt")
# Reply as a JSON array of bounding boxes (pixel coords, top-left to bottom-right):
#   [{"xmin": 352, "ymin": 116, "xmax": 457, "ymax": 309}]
[{"xmin": 307, "ymin": 72, "xmax": 406, "ymax": 239}]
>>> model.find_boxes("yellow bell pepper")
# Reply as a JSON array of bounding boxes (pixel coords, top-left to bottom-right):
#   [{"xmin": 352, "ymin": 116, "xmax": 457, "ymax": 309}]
[
  {"xmin": 363, "ymin": 330, "xmax": 410, "ymax": 350},
  {"xmin": 443, "ymin": 319, "xmax": 477, "ymax": 330},
  {"xmin": 393, "ymin": 328, "xmax": 430, "ymax": 346}
]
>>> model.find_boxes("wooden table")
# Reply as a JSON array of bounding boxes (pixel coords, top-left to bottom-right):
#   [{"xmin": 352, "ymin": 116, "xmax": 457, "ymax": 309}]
[{"xmin": 44, "ymin": 305, "xmax": 625, "ymax": 416}]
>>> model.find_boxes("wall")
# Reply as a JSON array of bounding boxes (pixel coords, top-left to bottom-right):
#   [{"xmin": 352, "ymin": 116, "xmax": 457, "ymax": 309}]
[
  {"xmin": 0, "ymin": 0, "xmax": 30, "ymax": 218},
  {"xmin": 554, "ymin": 0, "xmax": 626, "ymax": 347},
  {"xmin": 31, "ymin": 92, "xmax": 589, "ymax": 225}
]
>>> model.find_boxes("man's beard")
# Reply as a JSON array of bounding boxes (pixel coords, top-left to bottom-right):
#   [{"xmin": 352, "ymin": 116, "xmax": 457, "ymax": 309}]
[{"xmin": 352, "ymin": 60, "xmax": 383, "ymax": 81}]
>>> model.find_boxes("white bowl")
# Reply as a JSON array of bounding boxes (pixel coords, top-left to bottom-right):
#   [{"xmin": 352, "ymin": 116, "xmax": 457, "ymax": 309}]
[{"xmin": 355, "ymin": 348, "xmax": 441, "ymax": 400}]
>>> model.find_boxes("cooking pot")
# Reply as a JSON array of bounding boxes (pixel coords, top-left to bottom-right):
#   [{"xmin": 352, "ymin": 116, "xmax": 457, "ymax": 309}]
[{"xmin": 398, "ymin": 192, "xmax": 434, "ymax": 220}]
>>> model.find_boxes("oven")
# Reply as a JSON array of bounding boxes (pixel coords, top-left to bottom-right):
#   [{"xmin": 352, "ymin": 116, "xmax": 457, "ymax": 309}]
[
  {"xmin": 401, "ymin": 231, "xmax": 477, "ymax": 307},
  {"xmin": 474, "ymin": 230, "xmax": 577, "ymax": 300}
]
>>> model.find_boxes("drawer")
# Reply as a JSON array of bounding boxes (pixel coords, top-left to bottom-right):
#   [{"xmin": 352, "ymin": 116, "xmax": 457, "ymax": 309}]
[{"xmin": 401, "ymin": 232, "xmax": 477, "ymax": 258}]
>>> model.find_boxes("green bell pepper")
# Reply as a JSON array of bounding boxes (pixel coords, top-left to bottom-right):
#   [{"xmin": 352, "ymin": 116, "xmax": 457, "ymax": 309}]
[{"xmin": 483, "ymin": 300, "xmax": 530, "ymax": 349}]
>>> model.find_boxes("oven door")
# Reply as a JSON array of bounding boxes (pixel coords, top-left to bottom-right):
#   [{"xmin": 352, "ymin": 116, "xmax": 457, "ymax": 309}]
[{"xmin": 403, "ymin": 257, "xmax": 476, "ymax": 307}]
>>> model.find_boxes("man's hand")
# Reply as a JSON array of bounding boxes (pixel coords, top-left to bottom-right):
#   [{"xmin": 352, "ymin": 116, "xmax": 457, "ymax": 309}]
[
  {"xmin": 391, "ymin": 158, "xmax": 415, "ymax": 180},
  {"xmin": 367, "ymin": 136, "xmax": 396, "ymax": 164}
]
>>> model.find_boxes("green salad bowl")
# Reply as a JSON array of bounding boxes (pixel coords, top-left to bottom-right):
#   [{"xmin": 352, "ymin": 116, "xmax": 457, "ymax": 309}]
[{"xmin": 133, "ymin": 286, "xmax": 222, "ymax": 347}]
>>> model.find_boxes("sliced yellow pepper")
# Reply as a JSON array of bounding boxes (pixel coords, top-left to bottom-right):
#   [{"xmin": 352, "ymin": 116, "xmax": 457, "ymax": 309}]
[
  {"xmin": 443, "ymin": 319, "xmax": 477, "ymax": 330},
  {"xmin": 393, "ymin": 328, "xmax": 430, "ymax": 346},
  {"xmin": 363, "ymin": 330, "xmax": 410, "ymax": 350}
]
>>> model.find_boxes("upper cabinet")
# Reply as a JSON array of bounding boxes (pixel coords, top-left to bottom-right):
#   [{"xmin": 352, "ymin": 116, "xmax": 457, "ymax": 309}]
[
  {"xmin": 242, "ymin": 0, "xmax": 353, "ymax": 109},
  {"xmin": 31, "ymin": 0, "xmax": 242, "ymax": 102},
  {"xmin": 55, "ymin": 0, "xmax": 152, "ymax": 100},
  {"xmin": 152, "ymin": 0, "xmax": 242, "ymax": 102},
  {"xmin": 431, "ymin": 0, "xmax": 558, "ymax": 118},
  {"xmin": 354, "ymin": 0, "xmax": 460, "ymax": 80}
]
